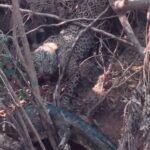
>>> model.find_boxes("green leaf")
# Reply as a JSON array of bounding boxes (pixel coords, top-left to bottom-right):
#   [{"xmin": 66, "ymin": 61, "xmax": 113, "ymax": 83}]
[
  {"xmin": 18, "ymin": 89, "xmax": 27, "ymax": 100},
  {"xmin": 3, "ymin": 68, "xmax": 16, "ymax": 77}
]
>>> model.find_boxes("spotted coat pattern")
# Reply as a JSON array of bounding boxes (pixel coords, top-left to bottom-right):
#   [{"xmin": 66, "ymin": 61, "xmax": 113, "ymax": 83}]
[{"xmin": 33, "ymin": 0, "xmax": 109, "ymax": 110}]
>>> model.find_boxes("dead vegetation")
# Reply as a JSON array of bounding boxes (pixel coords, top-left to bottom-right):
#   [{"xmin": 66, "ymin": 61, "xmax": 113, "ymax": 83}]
[{"xmin": 0, "ymin": 0, "xmax": 149, "ymax": 150}]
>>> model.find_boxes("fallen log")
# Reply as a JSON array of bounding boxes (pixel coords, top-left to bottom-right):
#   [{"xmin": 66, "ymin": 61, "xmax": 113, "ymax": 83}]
[{"xmin": 6, "ymin": 103, "xmax": 117, "ymax": 150}]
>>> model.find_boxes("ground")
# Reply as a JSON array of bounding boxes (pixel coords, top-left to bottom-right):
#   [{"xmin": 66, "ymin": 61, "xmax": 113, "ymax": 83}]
[{"xmin": 0, "ymin": 1, "xmax": 146, "ymax": 150}]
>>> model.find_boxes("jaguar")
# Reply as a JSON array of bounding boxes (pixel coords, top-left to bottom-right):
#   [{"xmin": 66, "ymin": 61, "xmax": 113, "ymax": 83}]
[{"xmin": 33, "ymin": 0, "xmax": 110, "ymax": 110}]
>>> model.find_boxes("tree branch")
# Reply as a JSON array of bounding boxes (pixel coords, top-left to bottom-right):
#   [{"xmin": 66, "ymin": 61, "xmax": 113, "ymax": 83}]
[
  {"xmin": 11, "ymin": 0, "xmax": 58, "ymax": 149},
  {"xmin": 117, "ymin": 15, "xmax": 144, "ymax": 56},
  {"xmin": 0, "ymin": 4, "xmax": 135, "ymax": 47},
  {"xmin": 110, "ymin": 0, "xmax": 150, "ymax": 14}
]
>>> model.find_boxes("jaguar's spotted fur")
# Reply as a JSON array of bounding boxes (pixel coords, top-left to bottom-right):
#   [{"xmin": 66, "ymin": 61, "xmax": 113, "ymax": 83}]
[
  {"xmin": 33, "ymin": 0, "xmax": 109, "ymax": 110},
  {"xmin": 33, "ymin": 42, "xmax": 58, "ymax": 77}
]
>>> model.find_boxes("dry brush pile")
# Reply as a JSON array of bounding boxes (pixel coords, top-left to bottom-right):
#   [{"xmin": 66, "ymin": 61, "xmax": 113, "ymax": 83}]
[{"xmin": 0, "ymin": 0, "xmax": 150, "ymax": 150}]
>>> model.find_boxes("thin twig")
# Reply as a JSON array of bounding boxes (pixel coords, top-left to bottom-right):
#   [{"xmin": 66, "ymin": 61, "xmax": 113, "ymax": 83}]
[
  {"xmin": 0, "ymin": 4, "xmax": 61, "ymax": 21},
  {"xmin": 63, "ymin": 6, "xmax": 110, "ymax": 82},
  {"xmin": 87, "ymin": 56, "xmax": 142, "ymax": 117},
  {"xmin": 54, "ymin": 6, "xmax": 110, "ymax": 106},
  {"xmin": 0, "ymin": 4, "xmax": 135, "ymax": 47},
  {"xmin": 26, "ymin": 15, "xmax": 118, "ymax": 35},
  {"xmin": 0, "ymin": 69, "xmax": 35, "ymax": 150},
  {"xmin": 58, "ymin": 127, "xmax": 71, "ymax": 150}
]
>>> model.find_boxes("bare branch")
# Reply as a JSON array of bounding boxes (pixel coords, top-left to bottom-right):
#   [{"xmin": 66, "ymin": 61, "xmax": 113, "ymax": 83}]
[
  {"xmin": 11, "ymin": 0, "xmax": 58, "ymax": 149},
  {"xmin": 0, "ymin": 4, "xmax": 61, "ymax": 21},
  {"xmin": 0, "ymin": 4, "xmax": 135, "ymax": 47},
  {"xmin": 0, "ymin": 68, "xmax": 36, "ymax": 150},
  {"xmin": 75, "ymin": 22, "xmax": 135, "ymax": 47},
  {"xmin": 110, "ymin": 0, "xmax": 150, "ymax": 13},
  {"xmin": 62, "ymin": 6, "xmax": 110, "ymax": 78},
  {"xmin": 118, "ymin": 15, "xmax": 144, "ymax": 55}
]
